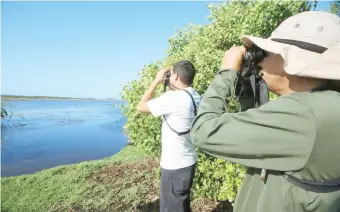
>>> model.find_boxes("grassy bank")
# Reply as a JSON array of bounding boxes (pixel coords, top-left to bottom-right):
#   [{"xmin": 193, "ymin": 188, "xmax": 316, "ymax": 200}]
[{"xmin": 1, "ymin": 145, "xmax": 232, "ymax": 212}]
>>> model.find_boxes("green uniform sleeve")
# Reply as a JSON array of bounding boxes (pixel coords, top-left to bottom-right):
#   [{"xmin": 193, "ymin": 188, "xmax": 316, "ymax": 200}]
[{"xmin": 191, "ymin": 70, "xmax": 316, "ymax": 171}]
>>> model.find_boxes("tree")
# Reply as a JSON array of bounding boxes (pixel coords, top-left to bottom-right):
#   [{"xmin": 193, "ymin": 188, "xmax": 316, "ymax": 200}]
[{"xmin": 330, "ymin": 1, "xmax": 340, "ymax": 16}]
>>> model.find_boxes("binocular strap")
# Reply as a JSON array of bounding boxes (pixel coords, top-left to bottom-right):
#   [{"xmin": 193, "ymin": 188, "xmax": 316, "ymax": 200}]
[{"xmin": 163, "ymin": 89, "xmax": 197, "ymax": 136}]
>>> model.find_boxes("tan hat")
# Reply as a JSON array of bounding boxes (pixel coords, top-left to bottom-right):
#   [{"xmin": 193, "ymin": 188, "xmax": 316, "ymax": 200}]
[
  {"xmin": 241, "ymin": 11, "xmax": 340, "ymax": 80},
  {"xmin": 301, "ymin": 41, "xmax": 340, "ymax": 77}
]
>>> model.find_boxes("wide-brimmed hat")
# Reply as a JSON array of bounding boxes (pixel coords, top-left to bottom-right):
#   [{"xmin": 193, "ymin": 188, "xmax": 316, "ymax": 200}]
[{"xmin": 241, "ymin": 11, "xmax": 340, "ymax": 80}]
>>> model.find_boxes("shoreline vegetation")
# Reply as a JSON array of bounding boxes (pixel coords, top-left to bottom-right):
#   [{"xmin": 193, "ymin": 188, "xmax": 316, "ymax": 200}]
[
  {"xmin": 1, "ymin": 145, "xmax": 232, "ymax": 212},
  {"xmin": 1, "ymin": 95, "xmax": 119, "ymax": 101}
]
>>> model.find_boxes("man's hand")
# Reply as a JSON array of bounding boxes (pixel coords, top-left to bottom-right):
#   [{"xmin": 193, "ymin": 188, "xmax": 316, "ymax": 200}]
[
  {"xmin": 220, "ymin": 46, "xmax": 247, "ymax": 72},
  {"xmin": 138, "ymin": 68, "xmax": 169, "ymax": 113},
  {"xmin": 154, "ymin": 68, "xmax": 170, "ymax": 84}
]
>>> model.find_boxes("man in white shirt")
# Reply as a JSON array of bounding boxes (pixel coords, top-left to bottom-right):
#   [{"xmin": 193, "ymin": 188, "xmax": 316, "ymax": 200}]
[{"xmin": 137, "ymin": 60, "xmax": 200, "ymax": 212}]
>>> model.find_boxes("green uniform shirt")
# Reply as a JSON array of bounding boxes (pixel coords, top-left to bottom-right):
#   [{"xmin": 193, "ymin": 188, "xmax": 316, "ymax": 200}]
[{"xmin": 191, "ymin": 70, "xmax": 340, "ymax": 212}]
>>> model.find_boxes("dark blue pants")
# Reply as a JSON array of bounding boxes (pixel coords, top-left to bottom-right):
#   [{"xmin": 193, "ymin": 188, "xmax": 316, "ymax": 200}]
[{"xmin": 160, "ymin": 163, "xmax": 196, "ymax": 212}]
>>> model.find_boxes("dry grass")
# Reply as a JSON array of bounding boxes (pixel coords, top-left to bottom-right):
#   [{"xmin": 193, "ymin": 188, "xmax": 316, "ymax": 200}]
[
  {"xmin": 70, "ymin": 159, "xmax": 233, "ymax": 212},
  {"xmin": 3, "ymin": 146, "xmax": 233, "ymax": 212}
]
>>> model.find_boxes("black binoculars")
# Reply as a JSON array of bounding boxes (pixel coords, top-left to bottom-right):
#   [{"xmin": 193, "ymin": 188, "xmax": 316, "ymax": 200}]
[
  {"xmin": 241, "ymin": 45, "xmax": 267, "ymax": 77},
  {"xmin": 237, "ymin": 44, "xmax": 269, "ymax": 108}
]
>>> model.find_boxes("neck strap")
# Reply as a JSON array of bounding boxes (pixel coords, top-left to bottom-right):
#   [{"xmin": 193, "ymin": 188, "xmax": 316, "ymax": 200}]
[
  {"xmin": 309, "ymin": 85, "xmax": 329, "ymax": 93},
  {"xmin": 162, "ymin": 89, "xmax": 197, "ymax": 136}
]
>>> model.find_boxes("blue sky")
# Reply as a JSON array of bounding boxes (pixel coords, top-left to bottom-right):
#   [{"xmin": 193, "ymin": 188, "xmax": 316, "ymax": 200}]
[
  {"xmin": 1, "ymin": 1, "xmax": 211, "ymax": 99},
  {"xmin": 1, "ymin": 1, "xmax": 332, "ymax": 99}
]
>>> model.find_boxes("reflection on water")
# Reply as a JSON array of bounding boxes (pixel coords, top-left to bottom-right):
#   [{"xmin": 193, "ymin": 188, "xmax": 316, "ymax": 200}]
[{"xmin": 1, "ymin": 100, "xmax": 128, "ymax": 177}]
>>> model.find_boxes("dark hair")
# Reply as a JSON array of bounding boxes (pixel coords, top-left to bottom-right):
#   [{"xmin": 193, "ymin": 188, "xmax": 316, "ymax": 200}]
[{"xmin": 173, "ymin": 60, "xmax": 196, "ymax": 86}]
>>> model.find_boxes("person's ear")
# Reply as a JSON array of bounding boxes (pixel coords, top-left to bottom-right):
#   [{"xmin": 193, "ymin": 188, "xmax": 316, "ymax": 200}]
[{"xmin": 175, "ymin": 73, "xmax": 180, "ymax": 81}]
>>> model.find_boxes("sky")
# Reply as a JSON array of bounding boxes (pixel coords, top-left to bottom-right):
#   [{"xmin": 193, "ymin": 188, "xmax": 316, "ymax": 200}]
[{"xmin": 1, "ymin": 1, "xmax": 333, "ymax": 99}]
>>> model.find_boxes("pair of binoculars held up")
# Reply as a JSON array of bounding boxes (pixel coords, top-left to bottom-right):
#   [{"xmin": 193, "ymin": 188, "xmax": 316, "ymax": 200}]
[{"xmin": 236, "ymin": 45, "xmax": 269, "ymax": 108}]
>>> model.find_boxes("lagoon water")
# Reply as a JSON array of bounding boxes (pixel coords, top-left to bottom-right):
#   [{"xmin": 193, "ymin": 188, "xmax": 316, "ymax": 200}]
[{"xmin": 1, "ymin": 100, "xmax": 128, "ymax": 177}]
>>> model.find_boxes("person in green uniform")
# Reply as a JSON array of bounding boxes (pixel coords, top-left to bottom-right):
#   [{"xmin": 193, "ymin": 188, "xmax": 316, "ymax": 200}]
[{"xmin": 190, "ymin": 11, "xmax": 340, "ymax": 212}]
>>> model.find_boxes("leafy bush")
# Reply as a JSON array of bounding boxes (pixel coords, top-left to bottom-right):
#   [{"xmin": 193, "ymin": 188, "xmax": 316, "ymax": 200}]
[
  {"xmin": 1, "ymin": 107, "xmax": 8, "ymax": 118},
  {"xmin": 121, "ymin": 0, "xmax": 312, "ymax": 202},
  {"xmin": 1, "ymin": 102, "xmax": 10, "ymax": 118}
]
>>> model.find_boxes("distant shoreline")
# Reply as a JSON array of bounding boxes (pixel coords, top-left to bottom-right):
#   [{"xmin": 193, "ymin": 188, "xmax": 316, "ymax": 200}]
[{"xmin": 1, "ymin": 95, "xmax": 120, "ymax": 101}]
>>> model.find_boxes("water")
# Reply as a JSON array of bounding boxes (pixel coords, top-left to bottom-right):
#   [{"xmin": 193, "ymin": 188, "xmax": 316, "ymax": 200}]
[{"xmin": 1, "ymin": 100, "xmax": 128, "ymax": 177}]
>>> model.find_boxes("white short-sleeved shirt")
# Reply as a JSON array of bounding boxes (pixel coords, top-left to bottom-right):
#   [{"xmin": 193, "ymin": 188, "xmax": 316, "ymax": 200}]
[{"xmin": 147, "ymin": 87, "xmax": 200, "ymax": 170}]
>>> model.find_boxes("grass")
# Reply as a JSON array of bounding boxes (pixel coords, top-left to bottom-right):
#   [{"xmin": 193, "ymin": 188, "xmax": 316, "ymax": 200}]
[{"xmin": 1, "ymin": 145, "xmax": 232, "ymax": 212}]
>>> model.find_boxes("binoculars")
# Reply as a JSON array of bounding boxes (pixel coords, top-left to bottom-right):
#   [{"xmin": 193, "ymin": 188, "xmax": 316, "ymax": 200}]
[
  {"xmin": 237, "ymin": 45, "xmax": 269, "ymax": 108},
  {"xmin": 241, "ymin": 45, "xmax": 267, "ymax": 77}
]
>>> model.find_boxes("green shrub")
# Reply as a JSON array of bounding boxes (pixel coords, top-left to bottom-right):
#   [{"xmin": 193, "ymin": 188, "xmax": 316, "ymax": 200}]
[{"xmin": 121, "ymin": 0, "xmax": 312, "ymax": 202}]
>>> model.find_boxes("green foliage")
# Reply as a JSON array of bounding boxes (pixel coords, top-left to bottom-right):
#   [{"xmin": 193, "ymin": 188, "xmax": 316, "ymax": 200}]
[
  {"xmin": 121, "ymin": 62, "xmax": 163, "ymax": 156},
  {"xmin": 121, "ymin": 0, "xmax": 312, "ymax": 202},
  {"xmin": 1, "ymin": 101, "xmax": 10, "ymax": 118},
  {"xmin": 1, "ymin": 106, "xmax": 8, "ymax": 118},
  {"xmin": 330, "ymin": 1, "xmax": 340, "ymax": 16}
]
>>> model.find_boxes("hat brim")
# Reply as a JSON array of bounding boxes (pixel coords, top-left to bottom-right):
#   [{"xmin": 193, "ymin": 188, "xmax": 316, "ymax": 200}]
[
  {"xmin": 240, "ymin": 35, "xmax": 340, "ymax": 80},
  {"xmin": 300, "ymin": 42, "xmax": 340, "ymax": 80},
  {"xmin": 241, "ymin": 35, "xmax": 287, "ymax": 55}
]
